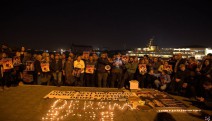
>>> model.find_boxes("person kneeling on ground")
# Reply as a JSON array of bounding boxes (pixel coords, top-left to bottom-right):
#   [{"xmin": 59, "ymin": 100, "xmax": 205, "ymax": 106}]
[{"xmin": 154, "ymin": 70, "xmax": 171, "ymax": 91}]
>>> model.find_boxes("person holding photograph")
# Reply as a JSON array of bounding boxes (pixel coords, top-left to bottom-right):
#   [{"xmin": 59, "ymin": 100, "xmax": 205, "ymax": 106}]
[
  {"xmin": 85, "ymin": 55, "xmax": 96, "ymax": 87},
  {"xmin": 1, "ymin": 53, "xmax": 13, "ymax": 90},
  {"xmin": 40, "ymin": 56, "xmax": 51, "ymax": 85}
]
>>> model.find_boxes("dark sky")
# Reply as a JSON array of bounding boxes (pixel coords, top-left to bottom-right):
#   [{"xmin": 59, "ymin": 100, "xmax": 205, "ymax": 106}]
[{"xmin": 1, "ymin": 0, "xmax": 212, "ymax": 50}]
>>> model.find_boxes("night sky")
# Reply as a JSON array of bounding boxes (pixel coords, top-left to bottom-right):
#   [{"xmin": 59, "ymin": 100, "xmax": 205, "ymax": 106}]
[{"xmin": 1, "ymin": 0, "xmax": 212, "ymax": 50}]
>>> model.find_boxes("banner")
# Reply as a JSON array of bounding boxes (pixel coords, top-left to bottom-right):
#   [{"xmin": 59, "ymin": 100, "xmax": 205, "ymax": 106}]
[
  {"xmin": 25, "ymin": 61, "xmax": 34, "ymax": 71},
  {"xmin": 41, "ymin": 62, "xmax": 50, "ymax": 72},
  {"xmin": 22, "ymin": 71, "xmax": 33, "ymax": 83},
  {"xmin": 85, "ymin": 65, "xmax": 95, "ymax": 74},
  {"xmin": 2, "ymin": 58, "xmax": 13, "ymax": 70}
]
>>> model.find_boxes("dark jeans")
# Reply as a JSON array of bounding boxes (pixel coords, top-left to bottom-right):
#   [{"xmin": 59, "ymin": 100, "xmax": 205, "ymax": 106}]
[
  {"xmin": 118, "ymin": 71, "xmax": 134, "ymax": 88},
  {"xmin": 52, "ymin": 72, "xmax": 62, "ymax": 86},
  {"xmin": 74, "ymin": 73, "xmax": 84, "ymax": 86},
  {"xmin": 85, "ymin": 73, "xmax": 95, "ymax": 87},
  {"xmin": 2, "ymin": 72, "xmax": 12, "ymax": 87},
  {"xmin": 33, "ymin": 72, "xmax": 38, "ymax": 85},
  {"xmin": 137, "ymin": 74, "xmax": 146, "ymax": 88},
  {"xmin": 97, "ymin": 72, "xmax": 108, "ymax": 87},
  {"xmin": 111, "ymin": 72, "xmax": 122, "ymax": 88},
  {"xmin": 168, "ymin": 80, "xmax": 184, "ymax": 95}
]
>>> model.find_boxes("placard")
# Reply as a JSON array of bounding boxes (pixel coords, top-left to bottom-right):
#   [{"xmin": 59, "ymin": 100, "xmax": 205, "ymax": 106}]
[
  {"xmin": 138, "ymin": 64, "xmax": 147, "ymax": 73},
  {"xmin": 164, "ymin": 65, "xmax": 172, "ymax": 71},
  {"xmin": 85, "ymin": 65, "xmax": 95, "ymax": 74},
  {"xmin": 41, "ymin": 62, "xmax": 50, "ymax": 72},
  {"xmin": 2, "ymin": 58, "xmax": 13, "ymax": 70},
  {"xmin": 25, "ymin": 61, "xmax": 34, "ymax": 71},
  {"xmin": 13, "ymin": 56, "xmax": 22, "ymax": 66}
]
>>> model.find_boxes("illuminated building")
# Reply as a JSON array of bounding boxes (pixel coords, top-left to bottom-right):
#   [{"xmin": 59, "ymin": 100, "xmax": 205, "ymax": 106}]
[{"xmin": 126, "ymin": 40, "xmax": 212, "ymax": 59}]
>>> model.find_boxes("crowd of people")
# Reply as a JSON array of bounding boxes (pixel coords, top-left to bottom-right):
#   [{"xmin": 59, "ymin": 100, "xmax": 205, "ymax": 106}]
[{"xmin": 0, "ymin": 45, "xmax": 212, "ymax": 109}]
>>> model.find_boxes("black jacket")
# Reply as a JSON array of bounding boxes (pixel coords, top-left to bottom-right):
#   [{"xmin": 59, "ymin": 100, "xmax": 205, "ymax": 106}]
[
  {"xmin": 34, "ymin": 60, "xmax": 42, "ymax": 73},
  {"xmin": 175, "ymin": 69, "xmax": 190, "ymax": 83},
  {"xmin": 97, "ymin": 58, "xmax": 110, "ymax": 73},
  {"xmin": 50, "ymin": 59, "xmax": 63, "ymax": 72}
]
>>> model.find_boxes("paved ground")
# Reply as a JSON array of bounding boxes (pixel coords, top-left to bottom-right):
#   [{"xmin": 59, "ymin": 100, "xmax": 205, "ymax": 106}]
[{"xmin": 0, "ymin": 85, "xmax": 211, "ymax": 121}]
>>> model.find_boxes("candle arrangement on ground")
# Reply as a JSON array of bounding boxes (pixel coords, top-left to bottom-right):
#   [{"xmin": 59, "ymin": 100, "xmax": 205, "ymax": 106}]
[
  {"xmin": 42, "ymin": 89, "xmax": 201, "ymax": 120},
  {"xmin": 42, "ymin": 99, "xmax": 133, "ymax": 121}
]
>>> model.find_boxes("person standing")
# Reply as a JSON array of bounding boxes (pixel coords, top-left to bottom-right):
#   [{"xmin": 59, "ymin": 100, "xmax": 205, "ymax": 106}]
[
  {"xmin": 96, "ymin": 52, "xmax": 110, "ymax": 87},
  {"xmin": 73, "ymin": 56, "xmax": 85, "ymax": 86},
  {"xmin": 111, "ymin": 54, "xmax": 123, "ymax": 88},
  {"xmin": 136, "ymin": 59, "xmax": 147, "ymax": 88},
  {"xmin": 64, "ymin": 56, "xmax": 74, "ymax": 86},
  {"xmin": 85, "ymin": 56, "xmax": 97, "ymax": 87},
  {"xmin": 174, "ymin": 53, "xmax": 186, "ymax": 73},
  {"xmin": 0, "ymin": 53, "xmax": 4, "ymax": 91},
  {"xmin": 61, "ymin": 54, "xmax": 66, "ymax": 85},
  {"xmin": 119, "ymin": 57, "xmax": 138, "ymax": 89},
  {"xmin": 50, "ymin": 55, "xmax": 62, "ymax": 86},
  {"xmin": 34, "ymin": 55, "xmax": 42, "ymax": 85},
  {"xmin": 40, "ymin": 56, "xmax": 52, "ymax": 85}
]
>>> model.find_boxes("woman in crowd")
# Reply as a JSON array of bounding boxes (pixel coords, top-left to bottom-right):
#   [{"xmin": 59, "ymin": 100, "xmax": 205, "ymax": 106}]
[
  {"xmin": 64, "ymin": 56, "xmax": 74, "ymax": 86},
  {"xmin": 201, "ymin": 59, "xmax": 212, "ymax": 78},
  {"xmin": 187, "ymin": 57, "xmax": 197, "ymax": 72},
  {"xmin": 158, "ymin": 61, "xmax": 173, "ymax": 75},
  {"xmin": 73, "ymin": 56, "xmax": 85, "ymax": 86}
]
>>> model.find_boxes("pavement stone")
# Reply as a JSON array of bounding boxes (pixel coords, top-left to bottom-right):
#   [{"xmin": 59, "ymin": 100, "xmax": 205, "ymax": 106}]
[{"xmin": 0, "ymin": 85, "xmax": 211, "ymax": 121}]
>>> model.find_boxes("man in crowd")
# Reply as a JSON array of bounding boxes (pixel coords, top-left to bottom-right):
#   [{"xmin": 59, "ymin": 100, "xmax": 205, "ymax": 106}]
[
  {"xmin": 96, "ymin": 52, "xmax": 110, "ymax": 87},
  {"xmin": 169, "ymin": 64, "xmax": 190, "ymax": 95},
  {"xmin": 111, "ymin": 54, "xmax": 123, "ymax": 88},
  {"xmin": 119, "ymin": 57, "xmax": 138, "ymax": 89},
  {"xmin": 50, "ymin": 54, "xmax": 63, "ymax": 86},
  {"xmin": 174, "ymin": 53, "xmax": 186, "ymax": 73}
]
